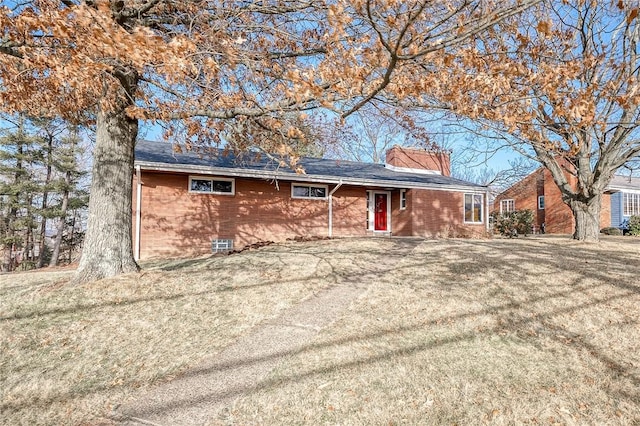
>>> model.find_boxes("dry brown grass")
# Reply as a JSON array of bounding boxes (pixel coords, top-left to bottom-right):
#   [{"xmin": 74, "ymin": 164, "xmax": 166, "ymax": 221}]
[
  {"xmin": 223, "ymin": 236, "xmax": 640, "ymax": 425},
  {"xmin": 1, "ymin": 238, "xmax": 386, "ymax": 425},
  {"xmin": 1, "ymin": 236, "xmax": 639, "ymax": 425}
]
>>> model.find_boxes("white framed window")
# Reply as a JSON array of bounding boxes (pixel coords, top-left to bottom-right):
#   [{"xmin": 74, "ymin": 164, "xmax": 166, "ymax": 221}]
[
  {"xmin": 464, "ymin": 193, "xmax": 484, "ymax": 223},
  {"xmin": 538, "ymin": 195, "xmax": 545, "ymax": 210},
  {"xmin": 500, "ymin": 199, "xmax": 515, "ymax": 213},
  {"xmin": 400, "ymin": 190, "xmax": 407, "ymax": 210},
  {"xmin": 189, "ymin": 176, "xmax": 235, "ymax": 195},
  {"xmin": 623, "ymin": 192, "xmax": 640, "ymax": 216},
  {"xmin": 291, "ymin": 184, "xmax": 328, "ymax": 200}
]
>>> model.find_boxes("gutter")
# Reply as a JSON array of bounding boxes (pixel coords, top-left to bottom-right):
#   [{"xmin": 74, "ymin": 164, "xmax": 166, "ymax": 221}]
[
  {"xmin": 135, "ymin": 165, "xmax": 142, "ymax": 262},
  {"xmin": 606, "ymin": 186, "xmax": 640, "ymax": 194},
  {"xmin": 328, "ymin": 179, "xmax": 343, "ymax": 238},
  {"xmin": 135, "ymin": 161, "xmax": 487, "ymax": 194},
  {"xmin": 485, "ymin": 189, "xmax": 491, "ymax": 233}
]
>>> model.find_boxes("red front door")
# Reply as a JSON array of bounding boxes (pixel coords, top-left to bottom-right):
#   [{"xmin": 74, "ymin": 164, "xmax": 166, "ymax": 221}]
[{"xmin": 374, "ymin": 193, "xmax": 388, "ymax": 231}]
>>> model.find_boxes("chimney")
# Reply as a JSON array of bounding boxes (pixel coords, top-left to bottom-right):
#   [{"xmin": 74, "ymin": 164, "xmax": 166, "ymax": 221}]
[{"xmin": 385, "ymin": 145, "xmax": 451, "ymax": 176}]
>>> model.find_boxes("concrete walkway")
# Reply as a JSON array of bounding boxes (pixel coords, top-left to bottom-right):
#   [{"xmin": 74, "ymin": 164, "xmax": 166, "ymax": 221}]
[{"xmin": 114, "ymin": 238, "xmax": 422, "ymax": 425}]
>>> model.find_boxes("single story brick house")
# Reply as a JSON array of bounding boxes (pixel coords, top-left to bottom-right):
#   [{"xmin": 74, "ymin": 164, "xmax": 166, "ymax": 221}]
[
  {"xmin": 493, "ymin": 167, "xmax": 640, "ymax": 233},
  {"xmin": 133, "ymin": 140, "xmax": 489, "ymax": 260}
]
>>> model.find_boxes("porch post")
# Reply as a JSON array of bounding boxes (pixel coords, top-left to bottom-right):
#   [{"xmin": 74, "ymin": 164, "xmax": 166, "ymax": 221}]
[{"xmin": 328, "ymin": 180, "xmax": 343, "ymax": 237}]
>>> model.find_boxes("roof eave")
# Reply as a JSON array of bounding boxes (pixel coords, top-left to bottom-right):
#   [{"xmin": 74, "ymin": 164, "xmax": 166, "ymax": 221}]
[
  {"xmin": 606, "ymin": 185, "xmax": 640, "ymax": 194},
  {"xmin": 135, "ymin": 161, "xmax": 487, "ymax": 193}
]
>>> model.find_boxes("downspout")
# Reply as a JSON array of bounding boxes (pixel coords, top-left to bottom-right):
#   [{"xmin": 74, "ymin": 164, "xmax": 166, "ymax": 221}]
[
  {"xmin": 328, "ymin": 179, "xmax": 343, "ymax": 238},
  {"xmin": 135, "ymin": 165, "xmax": 142, "ymax": 261},
  {"xmin": 485, "ymin": 189, "xmax": 491, "ymax": 233}
]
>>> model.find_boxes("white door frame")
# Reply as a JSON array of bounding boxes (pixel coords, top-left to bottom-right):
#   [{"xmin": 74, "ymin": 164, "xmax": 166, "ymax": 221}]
[{"xmin": 367, "ymin": 190, "xmax": 392, "ymax": 232}]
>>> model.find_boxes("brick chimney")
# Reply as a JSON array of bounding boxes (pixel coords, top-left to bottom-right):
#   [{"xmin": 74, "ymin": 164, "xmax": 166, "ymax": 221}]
[{"xmin": 385, "ymin": 146, "xmax": 451, "ymax": 176}]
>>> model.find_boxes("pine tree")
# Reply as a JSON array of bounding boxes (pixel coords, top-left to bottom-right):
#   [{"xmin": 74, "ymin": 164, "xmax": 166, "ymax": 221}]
[
  {"xmin": 49, "ymin": 131, "xmax": 87, "ymax": 266},
  {"xmin": 0, "ymin": 119, "xmax": 43, "ymax": 271},
  {"xmin": 0, "ymin": 117, "xmax": 89, "ymax": 270}
]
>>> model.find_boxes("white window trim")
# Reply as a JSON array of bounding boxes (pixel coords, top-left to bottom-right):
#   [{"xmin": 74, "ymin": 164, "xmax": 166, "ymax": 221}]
[
  {"xmin": 500, "ymin": 199, "xmax": 515, "ymax": 214},
  {"xmin": 291, "ymin": 183, "xmax": 329, "ymax": 200},
  {"xmin": 188, "ymin": 176, "xmax": 235, "ymax": 195},
  {"xmin": 366, "ymin": 191, "xmax": 371, "ymax": 230},
  {"xmin": 623, "ymin": 192, "xmax": 640, "ymax": 216},
  {"xmin": 400, "ymin": 190, "xmax": 407, "ymax": 210},
  {"xmin": 538, "ymin": 195, "xmax": 545, "ymax": 210},
  {"xmin": 464, "ymin": 193, "xmax": 484, "ymax": 224}
]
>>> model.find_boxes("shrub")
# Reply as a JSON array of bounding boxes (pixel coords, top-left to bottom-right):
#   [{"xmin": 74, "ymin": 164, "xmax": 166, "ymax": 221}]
[
  {"xmin": 600, "ymin": 227, "xmax": 622, "ymax": 236},
  {"xmin": 627, "ymin": 215, "xmax": 640, "ymax": 236},
  {"xmin": 491, "ymin": 209, "xmax": 535, "ymax": 237}
]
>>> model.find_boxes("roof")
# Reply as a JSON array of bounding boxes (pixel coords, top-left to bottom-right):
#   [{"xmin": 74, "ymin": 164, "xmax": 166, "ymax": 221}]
[
  {"xmin": 134, "ymin": 140, "xmax": 486, "ymax": 192},
  {"xmin": 607, "ymin": 175, "xmax": 640, "ymax": 193}
]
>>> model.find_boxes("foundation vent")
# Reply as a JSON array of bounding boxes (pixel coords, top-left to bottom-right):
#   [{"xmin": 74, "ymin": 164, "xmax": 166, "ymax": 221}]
[{"xmin": 212, "ymin": 239, "xmax": 234, "ymax": 253}]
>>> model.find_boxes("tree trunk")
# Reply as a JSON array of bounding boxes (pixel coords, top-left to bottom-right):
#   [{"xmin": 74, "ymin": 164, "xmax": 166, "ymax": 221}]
[
  {"xmin": 570, "ymin": 194, "xmax": 601, "ymax": 242},
  {"xmin": 2, "ymin": 140, "xmax": 24, "ymax": 272},
  {"xmin": 37, "ymin": 134, "xmax": 54, "ymax": 268},
  {"xmin": 2, "ymin": 217, "xmax": 14, "ymax": 272},
  {"xmin": 37, "ymin": 192, "xmax": 50, "ymax": 267},
  {"xmin": 68, "ymin": 209, "xmax": 77, "ymax": 264},
  {"xmin": 49, "ymin": 172, "xmax": 69, "ymax": 267},
  {"xmin": 73, "ymin": 102, "xmax": 140, "ymax": 283},
  {"xmin": 26, "ymin": 194, "xmax": 36, "ymax": 264}
]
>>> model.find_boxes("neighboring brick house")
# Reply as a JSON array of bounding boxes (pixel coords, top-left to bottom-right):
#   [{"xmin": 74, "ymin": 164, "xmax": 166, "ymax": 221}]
[
  {"xmin": 132, "ymin": 141, "xmax": 489, "ymax": 259},
  {"xmin": 493, "ymin": 167, "xmax": 616, "ymax": 234}
]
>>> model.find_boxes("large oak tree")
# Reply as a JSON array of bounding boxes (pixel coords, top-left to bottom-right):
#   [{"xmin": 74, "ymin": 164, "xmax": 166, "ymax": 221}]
[
  {"xmin": 1, "ymin": 0, "xmax": 539, "ymax": 282},
  {"xmin": 420, "ymin": 1, "xmax": 640, "ymax": 241}
]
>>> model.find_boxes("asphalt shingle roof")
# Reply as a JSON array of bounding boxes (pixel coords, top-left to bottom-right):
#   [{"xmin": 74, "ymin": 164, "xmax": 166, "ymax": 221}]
[
  {"xmin": 134, "ymin": 140, "xmax": 486, "ymax": 191},
  {"xmin": 608, "ymin": 174, "xmax": 640, "ymax": 192}
]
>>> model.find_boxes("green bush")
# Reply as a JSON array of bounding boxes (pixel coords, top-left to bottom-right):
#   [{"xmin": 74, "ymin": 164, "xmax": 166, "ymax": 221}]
[
  {"xmin": 600, "ymin": 227, "xmax": 622, "ymax": 236},
  {"xmin": 491, "ymin": 209, "xmax": 535, "ymax": 237},
  {"xmin": 627, "ymin": 215, "xmax": 640, "ymax": 236}
]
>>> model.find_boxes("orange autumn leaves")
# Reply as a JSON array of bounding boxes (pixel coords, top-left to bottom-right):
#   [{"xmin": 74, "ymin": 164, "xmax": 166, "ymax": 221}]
[{"xmin": 2, "ymin": 1, "xmax": 539, "ymax": 134}]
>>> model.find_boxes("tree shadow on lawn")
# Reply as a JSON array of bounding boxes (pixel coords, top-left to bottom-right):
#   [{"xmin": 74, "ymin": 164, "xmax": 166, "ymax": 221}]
[
  {"xmin": 122, "ymin": 238, "xmax": 640, "ymax": 420},
  {"xmin": 0, "ymin": 271, "xmax": 75, "ymax": 295},
  {"xmin": 124, "ymin": 288, "xmax": 639, "ymax": 420},
  {"xmin": 468, "ymin": 239, "xmax": 640, "ymax": 294},
  {"xmin": 0, "ymin": 239, "xmax": 418, "ymax": 322},
  {"xmin": 4, "ymin": 238, "xmax": 638, "ymax": 420},
  {"xmin": 1, "ymin": 239, "xmax": 424, "ymax": 417}
]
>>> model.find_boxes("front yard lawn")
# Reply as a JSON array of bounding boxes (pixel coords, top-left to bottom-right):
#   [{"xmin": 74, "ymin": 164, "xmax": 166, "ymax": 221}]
[{"xmin": 1, "ymin": 236, "xmax": 639, "ymax": 424}]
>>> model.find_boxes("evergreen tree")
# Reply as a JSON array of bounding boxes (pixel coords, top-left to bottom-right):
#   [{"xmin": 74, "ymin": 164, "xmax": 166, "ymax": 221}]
[
  {"xmin": 0, "ymin": 116, "xmax": 89, "ymax": 270},
  {"xmin": 0, "ymin": 118, "xmax": 43, "ymax": 271},
  {"xmin": 49, "ymin": 131, "xmax": 87, "ymax": 266}
]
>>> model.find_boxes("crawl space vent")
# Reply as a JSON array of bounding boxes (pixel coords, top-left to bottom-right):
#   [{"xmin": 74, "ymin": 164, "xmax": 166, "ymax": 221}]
[{"xmin": 212, "ymin": 239, "xmax": 234, "ymax": 253}]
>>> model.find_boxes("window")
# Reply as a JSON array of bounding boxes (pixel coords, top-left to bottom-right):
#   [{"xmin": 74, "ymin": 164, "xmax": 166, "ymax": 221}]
[
  {"xmin": 500, "ymin": 199, "xmax": 515, "ymax": 213},
  {"xmin": 464, "ymin": 193, "xmax": 484, "ymax": 223},
  {"xmin": 623, "ymin": 192, "xmax": 640, "ymax": 216},
  {"xmin": 291, "ymin": 184, "xmax": 327, "ymax": 199},
  {"xmin": 189, "ymin": 176, "xmax": 234, "ymax": 195},
  {"xmin": 400, "ymin": 190, "xmax": 407, "ymax": 210},
  {"xmin": 538, "ymin": 196, "xmax": 545, "ymax": 210}
]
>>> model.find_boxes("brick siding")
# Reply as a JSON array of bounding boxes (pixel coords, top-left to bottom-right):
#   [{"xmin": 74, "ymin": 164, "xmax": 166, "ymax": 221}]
[
  {"xmin": 494, "ymin": 169, "xmax": 544, "ymax": 227},
  {"xmin": 133, "ymin": 171, "xmax": 487, "ymax": 259},
  {"xmin": 494, "ymin": 167, "xmax": 612, "ymax": 234},
  {"xmin": 134, "ymin": 172, "xmax": 368, "ymax": 259},
  {"xmin": 600, "ymin": 192, "xmax": 611, "ymax": 229},
  {"xmin": 409, "ymin": 189, "xmax": 487, "ymax": 237},
  {"xmin": 386, "ymin": 146, "xmax": 451, "ymax": 176},
  {"xmin": 542, "ymin": 168, "xmax": 574, "ymax": 234},
  {"xmin": 391, "ymin": 190, "xmax": 412, "ymax": 235}
]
